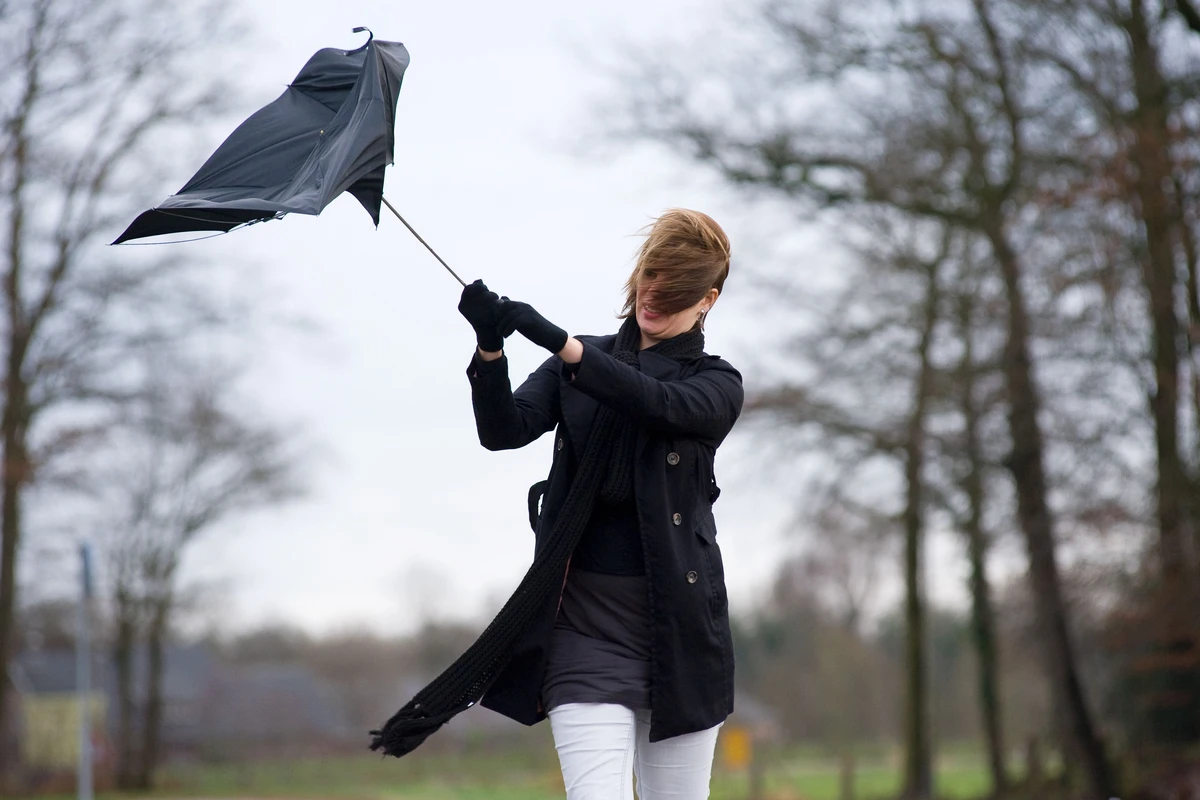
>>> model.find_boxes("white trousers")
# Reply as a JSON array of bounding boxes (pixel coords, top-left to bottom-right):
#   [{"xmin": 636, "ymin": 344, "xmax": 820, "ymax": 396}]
[{"xmin": 548, "ymin": 702, "xmax": 722, "ymax": 800}]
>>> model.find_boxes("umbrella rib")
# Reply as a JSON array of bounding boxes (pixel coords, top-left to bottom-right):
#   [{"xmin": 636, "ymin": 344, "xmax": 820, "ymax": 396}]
[{"xmin": 381, "ymin": 197, "xmax": 467, "ymax": 287}]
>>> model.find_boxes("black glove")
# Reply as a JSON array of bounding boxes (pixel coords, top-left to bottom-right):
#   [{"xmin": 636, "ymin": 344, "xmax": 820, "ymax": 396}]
[
  {"xmin": 497, "ymin": 299, "xmax": 568, "ymax": 354},
  {"xmin": 458, "ymin": 279, "xmax": 504, "ymax": 352}
]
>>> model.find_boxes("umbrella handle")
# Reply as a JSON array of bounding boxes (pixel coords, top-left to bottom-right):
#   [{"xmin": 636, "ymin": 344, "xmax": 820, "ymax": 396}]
[{"xmin": 381, "ymin": 198, "xmax": 467, "ymax": 287}]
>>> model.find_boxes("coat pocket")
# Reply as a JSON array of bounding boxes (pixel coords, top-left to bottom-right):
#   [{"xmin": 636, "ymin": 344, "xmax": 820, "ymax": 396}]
[
  {"xmin": 694, "ymin": 512, "xmax": 728, "ymax": 613},
  {"xmin": 694, "ymin": 509, "xmax": 717, "ymax": 544}
]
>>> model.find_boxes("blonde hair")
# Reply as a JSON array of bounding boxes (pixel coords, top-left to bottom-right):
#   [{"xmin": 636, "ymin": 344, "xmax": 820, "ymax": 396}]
[{"xmin": 620, "ymin": 208, "xmax": 731, "ymax": 320}]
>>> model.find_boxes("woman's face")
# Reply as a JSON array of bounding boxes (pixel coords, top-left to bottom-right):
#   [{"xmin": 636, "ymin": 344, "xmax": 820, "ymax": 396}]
[{"xmin": 635, "ymin": 280, "xmax": 719, "ymax": 347}]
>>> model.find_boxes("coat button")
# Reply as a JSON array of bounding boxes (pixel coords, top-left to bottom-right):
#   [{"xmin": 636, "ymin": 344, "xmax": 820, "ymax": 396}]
[
  {"xmin": 686, "ymin": 571, "xmax": 699, "ymax": 584},
  {"xmin": 672, "ymin": 512, "xmax": 682, "ymax": 526},
  {"xmin": 556, "ymin": 438, "xmax": 564, "ymax": 451},
  {"xmin": 667, "ymin": 452, "xmax": 680, "ymax": 466}
]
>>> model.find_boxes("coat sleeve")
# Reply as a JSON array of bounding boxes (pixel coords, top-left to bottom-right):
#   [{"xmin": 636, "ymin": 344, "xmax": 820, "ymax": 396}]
[
  {"xmin": 466, "ymin": 351, "xmax": 561, "ymax": 451},
  {"xmin": 568, "ymin": 341, "xmax": 744, "ymax": 446}
]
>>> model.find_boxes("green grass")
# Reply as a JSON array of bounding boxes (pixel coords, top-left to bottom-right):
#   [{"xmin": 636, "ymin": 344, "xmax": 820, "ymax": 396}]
[
  {"xmin": 17, "ymin": 746, "xmax": 998, "ymax": 800},
  {"xmin": 157, "ymin": 750, "xmax": 566, "ymax": 800},
  {"xmin": 712, "ymin": 751, "xmax": 993, "ymax": 800}
]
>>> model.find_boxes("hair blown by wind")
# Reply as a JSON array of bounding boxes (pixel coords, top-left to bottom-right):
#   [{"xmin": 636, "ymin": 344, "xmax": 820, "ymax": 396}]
[{"xmin": 621, "ymin": 208, "xmax": 731, "ymax": 319}]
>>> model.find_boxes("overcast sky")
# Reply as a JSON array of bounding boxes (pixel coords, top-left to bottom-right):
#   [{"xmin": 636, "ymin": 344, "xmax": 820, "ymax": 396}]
[{"xmin": 109, "ymin": 0, "xmax": 975, "ymax": 638}]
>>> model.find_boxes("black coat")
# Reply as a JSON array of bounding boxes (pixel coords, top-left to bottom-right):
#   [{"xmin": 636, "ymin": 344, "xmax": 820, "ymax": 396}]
[{"xmin": 465, "ymin": 333, "xmax": 743, "ymax": 742}]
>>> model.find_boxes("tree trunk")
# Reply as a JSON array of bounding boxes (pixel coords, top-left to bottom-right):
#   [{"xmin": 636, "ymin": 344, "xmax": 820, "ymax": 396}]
[
  {"xmin": 1174, "ymin": 175, "xmax": 1200, "ymax": 584},
  {"xmin": 113, "ymin": 590, "xmax": 139, "ymax": 790},
  {"xmin": 0, "ymin": 17, "xmax": 38, "ymax": 775},
  {"xmin": 0, "ymin": 346, "xmax": 29, "ymax": 782},
  {"xmin": 964, "ymin": 449, "xmax": 1008, "ymax": 796},
  {"xmin": 901, "ymin": 262, "xmax": 939, "ymax": 800},
  {"xmin": 987, "ymin": 223, "xmax": 1115, "ymax": 799},
  {"xmin": 1187, "ymin": 229, "xmax": 1200, "ymax": 584},
  {"xmin": 0, "ymin": 158, "xmax": 32, "ymax": 787},
  {"xmin": 1125, "ymin": 0, "xmax": 1191, "ymax": 607},
  {"xmin": 0, "ymin": 416, "xmax": 24, "ymax": 782},
  {"xmin": 137, "ymin": 591, "xmax": 170, "ymax": 789},
  {"xmin": 839, "ymin": 744, "xmax": 855, "ymax": 800},
  {"xmin": 1124, "ymin": 0, "xmax": 1200, "ymax": 749},
  {"xmin": 957, "ymin": 293, "xmax": 1009, "ymax": 795}
]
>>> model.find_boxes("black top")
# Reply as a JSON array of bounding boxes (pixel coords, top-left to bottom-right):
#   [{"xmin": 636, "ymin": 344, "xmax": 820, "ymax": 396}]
[{"xmin": 570, "ymin": 495, "xmax": 644, "ymax": 576}]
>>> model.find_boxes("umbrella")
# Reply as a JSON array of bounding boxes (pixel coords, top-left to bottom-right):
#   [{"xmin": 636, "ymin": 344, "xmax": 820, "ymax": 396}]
[{"xmin": 114, "ymin": 29, "xmax": 464, "ymax": 285}]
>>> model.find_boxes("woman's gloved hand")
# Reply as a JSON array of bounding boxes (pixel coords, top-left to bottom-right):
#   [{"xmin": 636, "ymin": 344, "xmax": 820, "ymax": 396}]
[
  {"xmin": 497, "ymin": 298, "xmax": 568, "ymax": 355},
  {"xmin": 458, "ymin": 279, "xmax": 504, "ymax": 353}
]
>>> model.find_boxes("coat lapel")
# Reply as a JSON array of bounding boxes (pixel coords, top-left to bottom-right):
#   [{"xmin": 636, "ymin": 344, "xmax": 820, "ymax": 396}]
[
  {"xmin": 559, "ymin": 334, "xmax": 614, "ymax": 452},
  {"xmin": 637, "ymin": 350, "xmax": 688, "ymax": 383},
  {"xmin": 561, "ymin": 387, "xmax": 598, "ymax": 454},
  {"xmin": 631, "ymin": 350, "xmax": 687, "ymax": 457}
]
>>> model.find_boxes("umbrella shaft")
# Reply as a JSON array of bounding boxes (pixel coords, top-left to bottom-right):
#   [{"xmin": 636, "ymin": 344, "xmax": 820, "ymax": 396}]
[{"xmin": 382, "ymin": 198, "xmax": 467, "ymax": 287}]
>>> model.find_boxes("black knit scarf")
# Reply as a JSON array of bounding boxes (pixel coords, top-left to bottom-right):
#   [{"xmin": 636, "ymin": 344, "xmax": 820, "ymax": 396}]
[{"xmin": 369, "ymin": 317, "xmax": 704, "ymax": 758}]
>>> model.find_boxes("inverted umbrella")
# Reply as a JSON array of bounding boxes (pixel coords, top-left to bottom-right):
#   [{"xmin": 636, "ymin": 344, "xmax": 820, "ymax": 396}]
[{"xmin": 114, "ymin": 29, "xmax": 463, "ymax": 285}]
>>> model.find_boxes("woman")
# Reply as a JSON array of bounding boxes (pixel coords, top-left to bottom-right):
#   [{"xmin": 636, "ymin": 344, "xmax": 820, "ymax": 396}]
[{"xmin": 457, "ymin": 208, "xmax": 743, "ymax": 800}]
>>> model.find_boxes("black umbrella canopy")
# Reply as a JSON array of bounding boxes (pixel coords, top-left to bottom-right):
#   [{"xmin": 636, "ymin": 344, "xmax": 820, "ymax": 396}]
[{"xmin": 114, "ymin": 32, "xmax": 410, "ymax": 244}]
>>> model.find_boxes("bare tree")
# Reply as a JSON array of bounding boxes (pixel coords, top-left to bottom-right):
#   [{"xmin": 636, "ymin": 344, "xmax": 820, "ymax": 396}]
[
  {"xmin": 1018, "ymin": 0, "xmax": 1200, "ymax": 746},
  {"xmin": 897, "ymin": 243, "xmax": 941, "ymax": 800},
  {"xmin": 1121, "ymin": 0, "xmax": 1195, "ymax": 611},
  {"xmin": 951, "ymin": 282, "xmax": 1009, "ymax": 793},
  {"xmin": 799, "ymin": 503, "xmax": 893, "ymax": 637},
  {"xmin": 743, "ymin": 218, "xmax": 956, "ymax": 799},
  {"xmin": 0, "ymin": 0, "xmax": 236, "ymax": 775},
  {"xmin": 738, "ymin": 557, "xmax": 896, "ymax": 747},
  {"xmin": 96, "ymin": 355, "xmax": 300, "ymax": 788}
]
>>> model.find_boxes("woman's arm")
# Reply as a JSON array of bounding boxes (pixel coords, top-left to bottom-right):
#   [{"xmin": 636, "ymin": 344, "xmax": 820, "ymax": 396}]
[
  {"xmin": 467, "ymin": 350, "xmax": 561, "ymax": 451},
  {"xmin": 564, "ymin": 339, "xmax": 743, "ymax": 446},
  {"xmin": 556, "ymin": 338, "xmax": 583, "ymax": 365}
]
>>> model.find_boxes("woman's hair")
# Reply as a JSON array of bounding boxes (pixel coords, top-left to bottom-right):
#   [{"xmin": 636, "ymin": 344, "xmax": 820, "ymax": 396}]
[{"xmin": 620, "ymin": 208, "xmax": 731, "ymax": 319}]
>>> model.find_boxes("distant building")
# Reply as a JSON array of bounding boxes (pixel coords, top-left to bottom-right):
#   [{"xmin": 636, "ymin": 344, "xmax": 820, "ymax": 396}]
[
  {"xmin": 9, "ymin": 643, "xmax": 351, "ymax": 770},
  {"xmin": 9, "ymin": 650, "xmax": 107, "ymax": 772},
  {"xmin": 190, "ymin": 660, "xmax": 350, "ymax": 757}
]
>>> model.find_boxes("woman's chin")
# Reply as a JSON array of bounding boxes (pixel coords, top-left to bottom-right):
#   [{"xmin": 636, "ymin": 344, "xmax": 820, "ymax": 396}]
[{"xmin": 640, "ymin": 324, "xmax": 666, "ymax": 339}]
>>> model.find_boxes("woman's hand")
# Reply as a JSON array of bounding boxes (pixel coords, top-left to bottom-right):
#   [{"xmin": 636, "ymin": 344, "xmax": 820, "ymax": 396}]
[
  {"xmin": 458, "ymin": 279, "xmax": 504, "ymax": 355},
  {"xmin": 497, "ymin": 299, "xmax": 570, "ymax": 356}
]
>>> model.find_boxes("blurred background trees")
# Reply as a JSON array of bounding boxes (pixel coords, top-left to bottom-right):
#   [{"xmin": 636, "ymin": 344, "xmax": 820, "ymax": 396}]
[
  {"xmin": 0, "ymin": 0, "xmax": 304, "ymax": 792},
  {"xmin": 95, "ymin": 354, "xmax": 300, "ymax": 789},
  {"xmin": 0, "ymin": 0, "xmax": 244, "ymax": 783}
]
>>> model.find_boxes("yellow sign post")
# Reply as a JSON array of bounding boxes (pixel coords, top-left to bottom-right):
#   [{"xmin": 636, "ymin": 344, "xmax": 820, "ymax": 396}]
[
  {"xmin": 721, "ymin": 724, "xmax": 753, "ymax": 770},
  {"xmin": 720, "ymin": 725, "xmax": 765, "ymax": 800}
]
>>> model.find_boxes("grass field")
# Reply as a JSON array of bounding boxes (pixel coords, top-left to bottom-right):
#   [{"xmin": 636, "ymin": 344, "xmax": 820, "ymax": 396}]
[{"xmin": 19, "ymin": 744, "xmax": 1007, "ymax": 800}]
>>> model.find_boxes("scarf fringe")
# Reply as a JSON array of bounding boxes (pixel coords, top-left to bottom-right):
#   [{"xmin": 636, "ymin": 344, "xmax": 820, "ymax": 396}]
[{"xmin": 369, "ymin": 699, "xmax": 471, "ymax": 757}]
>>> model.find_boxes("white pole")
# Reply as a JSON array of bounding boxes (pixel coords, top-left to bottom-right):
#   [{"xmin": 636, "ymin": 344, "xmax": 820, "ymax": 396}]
[{"xmin": 76, "ymin": 543, "xmax": 93, "ymax": 800}]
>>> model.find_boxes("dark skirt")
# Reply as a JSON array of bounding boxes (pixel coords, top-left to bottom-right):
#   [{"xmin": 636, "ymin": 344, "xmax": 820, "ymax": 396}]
[{"xmin": 541, "ymin": 568, "xmax": 652, "ymax": 712}]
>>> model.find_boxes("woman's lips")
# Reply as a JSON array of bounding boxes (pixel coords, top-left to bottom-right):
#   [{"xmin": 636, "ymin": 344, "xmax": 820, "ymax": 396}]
[{"xmin": 641, "ymin": 305, "xmax": 663, "ymax": 322}]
